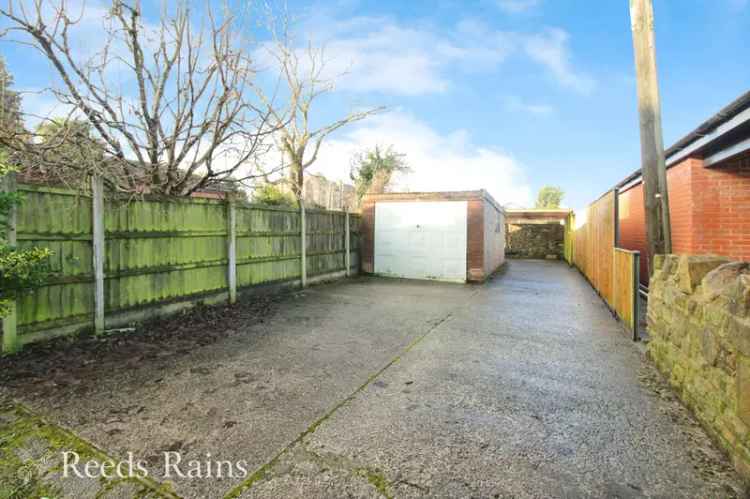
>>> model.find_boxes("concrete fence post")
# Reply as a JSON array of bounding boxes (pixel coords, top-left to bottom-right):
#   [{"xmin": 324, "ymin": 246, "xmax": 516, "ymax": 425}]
[
  {"xmin": 345, "ymin": 210, "xmax": 351, "ymax": 277},
  {"xmin": 2, "ymin": 171, "xmax": 19, "ymax": 354},
  {"xmin": 227, "ymin": 195, "xmax": 237, "ymax": 304},
  {"xmin": 300, "ymin": 200, "xmax": 307, "ymax": 288},
  {"xmin": 91, "ymin": 175, "xmax": 105, "ymax": 335}
]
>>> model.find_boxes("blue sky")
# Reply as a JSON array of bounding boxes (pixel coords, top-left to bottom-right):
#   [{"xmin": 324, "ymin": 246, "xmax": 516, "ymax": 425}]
[{"xmin": 2, "ymin": 0, "xmax": 749, "ymax": 208}]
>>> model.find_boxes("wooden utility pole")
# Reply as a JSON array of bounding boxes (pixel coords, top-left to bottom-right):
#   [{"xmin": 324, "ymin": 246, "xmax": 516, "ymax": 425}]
[{"xmin": 629, "ymin": 0, "xmax": 672, "ymax": 266}]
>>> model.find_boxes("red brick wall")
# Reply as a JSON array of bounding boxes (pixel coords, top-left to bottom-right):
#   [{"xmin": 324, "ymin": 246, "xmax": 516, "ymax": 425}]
[
  {"xmin": 691, "ymin": 150, "xmax": 750, "ymax": 259},
  {"xmin": 617, "ymin": 153, "xmax": 750, "ymax": 285},
  {"xmin": 360, "ymin": 200, "xmax": 376, "ymax": 273},
  {"xmin": 617, "ymin": 183, "xmax": 647, "ymax": 283},
  {"xmin": 618, "ymin": 159, "xmax": 694, "ymax": 284},
  {"xmin": 665, "ymin": 158, "xmax": 699, "ymax": 254},
  {"xmin": 467, "ymin": 199, "xmax": 485, "ymax": 281}
]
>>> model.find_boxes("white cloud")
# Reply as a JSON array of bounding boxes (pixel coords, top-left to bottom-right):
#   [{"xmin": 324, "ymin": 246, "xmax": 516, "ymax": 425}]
[
  {"xmin": 504, "ymin": 95, "xmax": 553, "ymax": 115},
  {"xmin": 255, "ymin": 16, "xmax": 515, "ymax": 96},
  {"xmin": 308, "ymin": 110, "xmax": 532, "ymax": 207},
  {"xmin": 496, "ymin": 0, "xmax": 541, "ymax": 13},
  {"xmin": 314, "ymin": 27, "xmax": 453, "ymax": 95},
  {"xmin": 523, "ymin": 28, "xmax": 596, "ymax": 94},
  {"xmin": 269, "ymin": 13, "xmax": 594, "ymax": 97}
]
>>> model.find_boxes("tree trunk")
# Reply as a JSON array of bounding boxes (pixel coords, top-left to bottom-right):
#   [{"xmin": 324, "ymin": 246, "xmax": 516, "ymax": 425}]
[
  {"xmin": 368, "ymin": 170, "xmax": 391, "ymax": 194},
  {"xmin": 289, "ymin": 161, "xmax": 305, "ymax": 202}
]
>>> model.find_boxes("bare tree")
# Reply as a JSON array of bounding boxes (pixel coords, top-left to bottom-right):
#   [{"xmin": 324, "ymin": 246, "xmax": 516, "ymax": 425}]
[
  {"xmin": 253, "ymin": 20, "xmax": 385, "ymax": 201},
  {"xmin": 0, "ymin": 0, "xmax": 278, "ymax": 195}
]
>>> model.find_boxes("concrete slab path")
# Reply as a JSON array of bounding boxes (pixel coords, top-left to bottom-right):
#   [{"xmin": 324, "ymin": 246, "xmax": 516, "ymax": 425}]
[{"xmin": 0, "ymin": 260, "xmax": 745, "ymax": 498}]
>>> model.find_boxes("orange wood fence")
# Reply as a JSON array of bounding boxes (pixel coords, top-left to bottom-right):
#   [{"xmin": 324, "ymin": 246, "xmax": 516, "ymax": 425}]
[
  {"xmin": 613, "ymin": 248, "xmax": 640, "ymax": 338},
  {"xmin": 572, "ymin": 190, "xmax": 640, "ymax": 340},
  {"xmin": 573, "ymin": 191, "xmax": 616, "ymax": 305}
]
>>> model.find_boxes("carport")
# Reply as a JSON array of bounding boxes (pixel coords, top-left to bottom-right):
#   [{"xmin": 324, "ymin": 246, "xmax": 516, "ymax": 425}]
[{"xmin": 360, "ymin": 190, "xmax": 506, "ymax": 282}]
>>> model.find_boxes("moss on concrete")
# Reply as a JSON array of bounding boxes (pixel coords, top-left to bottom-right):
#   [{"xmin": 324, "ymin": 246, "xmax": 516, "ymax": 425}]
[{"xmin": 0, "ymin": 402, "xmax": 176, "ymax": 499}]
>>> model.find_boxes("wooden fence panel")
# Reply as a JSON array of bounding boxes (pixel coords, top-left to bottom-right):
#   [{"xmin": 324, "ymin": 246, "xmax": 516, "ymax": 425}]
[
  {"xmin": 571, "ymin": 189, "xmax": 639, "ymax": 340},
  {"xmin": 613, "ymin": 249, "xmax": 640, "ymax": 339},
  {"xmin": 592, "ymin": 192, "xmax": 615, "ymax": 306},
  {"xmin": 236, "ymin": 206, "xmax": 301, "ymax": 287},
  {"xmin": 573, "ymin": 212, "xmax": 587, "ymax": 273},
  {"xmin": 572, "ymin": 191, "xmax": 615, "ymax": 305},
  {"xmin": 10, "ymin": 185, "xmax": 361, "ymax": 348},
  {"xmin": 104, "ymin": 197, "xmax": 229, "ymax": 312},
  {"xmin": 306, "ymin": 210, "xmax": 346, "ymax": 277},
  {"xmin": 15, "ymin": 185, "xmax": 94, "ymax": 337}
]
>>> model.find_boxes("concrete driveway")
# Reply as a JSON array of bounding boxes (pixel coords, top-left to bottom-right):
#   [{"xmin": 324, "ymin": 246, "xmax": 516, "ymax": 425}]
[{"xmin": 0, "ymin": 260, "xmax": 745, "ymax": 498}]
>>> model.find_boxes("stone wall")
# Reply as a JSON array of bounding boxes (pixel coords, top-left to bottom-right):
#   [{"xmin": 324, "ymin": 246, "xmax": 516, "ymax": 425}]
[
  {"xmin": 648, "ymin": 254, "xmax": 750, "ymax": 482},
  {"xmin": 505, "ymin": 223, "xmax": 564, "ymax": 259}
]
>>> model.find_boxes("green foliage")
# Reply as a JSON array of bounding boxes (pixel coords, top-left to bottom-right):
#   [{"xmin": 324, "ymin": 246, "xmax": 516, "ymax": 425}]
[
  {"xmin": 535, "ymin": 185, "xmax": 564, "ymax": 209},
  {"xmin": 252, "ymin": 183, "xmax": 297, "ymax": 207},
  {"xmin": 0, "ymin": 246, "xmax": 51, "ymax": 316},
  {"xmin": 350, "ymin": 145, "xmax": 409, "ymax": 199},
  {"xmin": 0, "ymin": 149, "xmax": 19, "ymax": 207},
  {"xmin": 0, "ymin": 151, "xmax": 52, "ymax": 317},
  {"xmin": 0, "ymin": 56, "xmax": 23, "ymax": 137}
]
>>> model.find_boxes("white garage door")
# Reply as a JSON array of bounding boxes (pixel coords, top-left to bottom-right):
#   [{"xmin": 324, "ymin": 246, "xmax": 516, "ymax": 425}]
[{"xmin": 374, "ymin": 201, "xmax": 467, "ymax": 282}]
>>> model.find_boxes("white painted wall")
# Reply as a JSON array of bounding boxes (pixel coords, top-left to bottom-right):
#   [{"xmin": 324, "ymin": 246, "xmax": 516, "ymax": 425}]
[{"xmin": 374, "ymin": 201, "xmax": 467, "ymax": 282}]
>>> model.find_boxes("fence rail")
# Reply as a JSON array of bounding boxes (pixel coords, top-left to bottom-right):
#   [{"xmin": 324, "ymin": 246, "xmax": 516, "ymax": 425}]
[{"xmin": 2, "ymin": 182, "xmax": 360, "ymax": 352}]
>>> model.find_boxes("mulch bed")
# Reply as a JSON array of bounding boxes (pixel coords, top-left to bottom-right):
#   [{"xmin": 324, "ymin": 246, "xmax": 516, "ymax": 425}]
[{"xmin": 0, "ymin": 292, "xmax": 281, "ymax": 390}]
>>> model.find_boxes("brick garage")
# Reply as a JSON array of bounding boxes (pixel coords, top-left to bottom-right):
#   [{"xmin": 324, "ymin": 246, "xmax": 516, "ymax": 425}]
[
  {"xmin": 617, "ymin": 91, "xmax": 750, "ymax": 285},
  {"xmin": 360, "ymin": 191, "xmax": 505, "ymax": 282}
]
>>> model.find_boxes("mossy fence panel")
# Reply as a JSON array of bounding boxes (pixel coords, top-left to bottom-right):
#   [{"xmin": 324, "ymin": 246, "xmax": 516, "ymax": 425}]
[
  {"xmin": 104, "ymin": 196, "xmax": 230, "ymax": 313},
  {"xmin": 5, "ymin": 184, "xmax": 360, "ymax": 351},
  {"xmin": 15, "ymin": 185, "xmax": 95, "ymax": 340}
]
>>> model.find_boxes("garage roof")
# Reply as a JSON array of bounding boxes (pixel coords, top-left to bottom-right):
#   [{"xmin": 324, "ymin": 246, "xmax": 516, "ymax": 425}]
[{"xmin": 363, "ymin": 190, "xmax": 505, "ymax": 214}]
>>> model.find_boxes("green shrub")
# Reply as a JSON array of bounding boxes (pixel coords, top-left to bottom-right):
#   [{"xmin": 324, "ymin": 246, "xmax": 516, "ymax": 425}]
[
  {"xmin": 0, "ymin": 153, "xmax": 52, "ymax": 316},
  {"xmin": 252, "ymin": 183, "xmax": 297, "ymax": 207}
]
